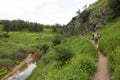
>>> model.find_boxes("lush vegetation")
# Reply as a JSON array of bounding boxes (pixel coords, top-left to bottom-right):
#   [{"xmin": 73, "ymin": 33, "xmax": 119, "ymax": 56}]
[
  {"xmin": 26, "ymin": 36, "xmax": 97, "ymax": 80},
  {"xmin": 0, "ymin": 0, "xmax": 120, "ymax": 79},
  {"xmin": 25, "ymin": 0, "xmax": 120, "ymax": 79},
  {"xmin": 87, "ymin": 0, "xmax": 108, "ymax": 10},
  {"xmin": 108, "ymin": 0, "xmax": 120, "ymax": 18},
  {"xmin": 98, "ymin": 18, "xmax": 120, "ymax": 80},
  {"xmin": 0, "ymin": 20, "xmax": 64, "ymax": 33},
  {"xmin": 0, "ymin": 28, "xmax": 56, "ymax": 53},
  {"xmin": 0, "ymin": 20, "xmax": 44, "ymax": 32},
  {"xmin": 0, "ymin": 26, "xmax": 57, "ymax": 79}
]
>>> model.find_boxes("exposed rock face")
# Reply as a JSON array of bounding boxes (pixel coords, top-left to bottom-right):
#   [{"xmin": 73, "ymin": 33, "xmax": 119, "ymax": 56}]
[{"xmin": 66, "ymin": 4, "xmax": 110, "ymax": 36}]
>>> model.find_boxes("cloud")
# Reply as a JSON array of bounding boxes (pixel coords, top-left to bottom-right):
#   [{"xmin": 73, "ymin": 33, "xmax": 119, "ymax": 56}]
[{"xmin": 0, "ymin": 0, "xmax": 97, "ymax": 25}]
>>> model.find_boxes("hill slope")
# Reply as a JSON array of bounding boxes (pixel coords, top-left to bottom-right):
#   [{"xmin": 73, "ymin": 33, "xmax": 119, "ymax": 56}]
[
  {"xmin": 66, "ymin": 0, "xmax": 109, "ymax": 36},
  {"xmin": 98, "ymin": 18, "xmax": 120, "ymax": 80},
  {"xmin": 27, "ymin": 0, "xmax": 120, "ymax": 80},
  {"xmin": 26, "ymin": 36, "xmax": 97, "ymax": 80}
]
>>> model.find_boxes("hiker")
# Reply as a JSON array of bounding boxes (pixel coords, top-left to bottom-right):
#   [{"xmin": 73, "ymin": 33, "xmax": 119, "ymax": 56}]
[{"xmin": 92, "ymin": 30, "xmax": 100, "ymax": 45}]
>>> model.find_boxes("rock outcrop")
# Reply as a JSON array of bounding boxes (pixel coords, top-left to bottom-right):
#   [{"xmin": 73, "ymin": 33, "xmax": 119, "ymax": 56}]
[{"xmin": 66, "ymin": 1, "xmax": 110, "ymax": 36}]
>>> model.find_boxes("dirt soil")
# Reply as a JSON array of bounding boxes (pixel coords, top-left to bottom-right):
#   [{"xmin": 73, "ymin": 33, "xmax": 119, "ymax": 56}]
[{"xmin": 90, "ymin": 40, "xmax": 111, "ymax": 80}]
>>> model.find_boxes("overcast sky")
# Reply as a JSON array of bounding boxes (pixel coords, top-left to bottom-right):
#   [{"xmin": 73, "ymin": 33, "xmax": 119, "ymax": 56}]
[{"xmin": 0, "ymin": 0, "xmax": 97, "ymax": 25}]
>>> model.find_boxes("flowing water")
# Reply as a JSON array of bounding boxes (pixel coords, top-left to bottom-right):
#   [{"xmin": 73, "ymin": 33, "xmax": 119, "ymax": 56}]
[
  {"xmin": 2, "ymin": 51, "xmax": 42, "ymax": 80},
  {"xmin": 8, "ymin": 63, "xmax": 37, "ymax": 80}
]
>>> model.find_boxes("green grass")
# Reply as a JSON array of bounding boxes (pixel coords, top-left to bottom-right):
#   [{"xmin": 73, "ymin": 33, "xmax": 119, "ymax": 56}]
[
  {"xmin": 87, "ymin": 0, "xmax": 108, "ymax": 10},
  {"xmin": 26, "ymin": 36, "xmax": 97, "ymax": 80},
  {"xmin": 0, "ymin": 27, "xmax": 57, "ymax": 78},
  {"xmin": 0, "ymin": 68, "xmax": 8, "ymax": 78},
  {"xmin": 0, "ymin": 28, "xmax": 56, "ymax": 53},
  {"xmin": 97, "ymin": 18, "xmax": 120, "ymax": 80}
]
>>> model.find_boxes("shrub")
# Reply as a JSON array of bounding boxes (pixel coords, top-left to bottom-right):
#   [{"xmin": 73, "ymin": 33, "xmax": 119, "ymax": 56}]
[
  {"xmin": 2, "ymin": 32, "xmax": 10, "ymax": 38},
  {"xmin": 32, "ymin": 44, "xmax": 49, "ymax": 54},
  {"xmin": 0, "ymin": 32, "xmax": 10, "ymax": 39},
  {"xmin": 108, "ymin": 0, "xmax": 120, "ymax": 18},
  {"xmin": 10, "ymin": 47, "xmax": 28, "ymax": 61},
  {"xmin": 54, "ymin": 45, "xmax": 74, "ymax": 65},
  {"xmin": 40, "ymin": 44, "xmax": 49, "ymax": 54},
  {"xmin": 112, "ymin": 65, "xmax": 120, "ymax": 80},
  {"xmin": 0, "ymin": 52, "xmax": 9, "ymax": 58},
  {"xmin": 52, "ymin": 36, "xmax": 61, "ymax": 46},
  {"xmin": 0, "ymin": 68, "xmax": 8, "ymax": 79},
  {"xmin": 0, "ymin": 61, "xmax": 15, "ymax": 71}
]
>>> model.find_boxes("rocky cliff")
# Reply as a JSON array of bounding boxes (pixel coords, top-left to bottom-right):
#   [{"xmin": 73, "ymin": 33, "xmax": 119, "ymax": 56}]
[{"xmin": 66, "ymin": 0, "xmax": 110, "ymax": 36}]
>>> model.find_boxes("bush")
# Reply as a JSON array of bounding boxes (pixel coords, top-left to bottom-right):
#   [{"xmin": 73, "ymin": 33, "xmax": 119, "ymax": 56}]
[
  {"xmin": 0, "ymin": 52, "xmax": 9, "ymax": 58},
  {"xmin": 0, "ymin": 32, "xmax": 10, "ymax": 39},
  {"xmin": 0, "ymin": 61, "xmax": 15, "ymax": 71},
  {"xmin": 108, "ymin": 0, "xmax": 120, "ymax": 18},
  {"xmin": 0, "ymin": 68, "xmax": 8, "ymax": 79},
  {"xmin": 112, "ymin": 65, "xmax": 120, "ymax": 80},
  {"xmin": 10, "ymin": 47, "xmax": 28, "ymax": 61},
  {"xmin": 54, "ymin": 46, "xmax": 74, "ymax": 65},
  {"xmin": 52, "ymin": 36, "xmax": 61, "ymax": 46},
  {"xmin": 40, "ymin": 44, "xmax": 49, "ymax": 54},
  {"xmin": 32, "ymin": 44, "xmax": 49, "ymax": 54}
]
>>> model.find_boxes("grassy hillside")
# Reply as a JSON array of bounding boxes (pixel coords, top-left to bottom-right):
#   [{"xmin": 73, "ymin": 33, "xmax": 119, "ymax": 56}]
[
  {"xmin": 26, "ymin": 36, "xmax": 97, "ymax": 80},
  {"xmin": 87, "ymin": 0, "xmax": 108, "ymax": 10},
  {"xmin": 98, "ymin": 18, "xmax": 120, "ymax": 80}
]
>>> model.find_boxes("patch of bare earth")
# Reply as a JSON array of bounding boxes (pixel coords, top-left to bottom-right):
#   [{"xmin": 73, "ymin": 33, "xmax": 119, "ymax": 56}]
[{"xmin": 90, "ymin": 40, "xmax": 111, "ymax": 80}]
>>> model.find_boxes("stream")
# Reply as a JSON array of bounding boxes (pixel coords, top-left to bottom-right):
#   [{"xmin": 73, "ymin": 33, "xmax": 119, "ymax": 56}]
[
  {"xmin": 8, "ymin": 62, "xmax": 37, "ymax": 80},
  {"xmin": 2, "ymin": 51, "xmax": 42, "ymax": 80}
]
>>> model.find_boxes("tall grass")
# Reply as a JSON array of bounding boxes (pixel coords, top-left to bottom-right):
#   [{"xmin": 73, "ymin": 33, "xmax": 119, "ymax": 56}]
[
  {"xmin": 0, "ymin": 28, "xmax": 57, "ymax": 78},
  {"xmin": 0, "ymin": 28, "xmax": 56, "ymax": 53},
  {"xmin": 98, "ymin": 18, "xmax": 120, "ymax": 80},
  {"xmin": 87, "ymin": 0, "xmax": 108, "ymax": 10},
  {"xmin": 26, "ymin": 36, "xmax": 97, "ymax": 80}
]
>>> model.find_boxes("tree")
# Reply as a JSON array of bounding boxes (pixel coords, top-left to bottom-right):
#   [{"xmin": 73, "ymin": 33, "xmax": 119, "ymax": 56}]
[
  {"xmin": 2, "ymin": 20, "xmax": 10, "ymax": 32},
  {"xmin": 1, "ymin": 20, "xmax": 43, "ymax": 32},
  {"xmin": 82, "ymin": 4, "xmax": 87, "ymax": 10},
  {"xmin": 80, "ymin": 10, "xmax": 90, "ymax": 23},
  {"xmin": 76, "ymin": 9, "xmax": 81, "ymax": 15}
]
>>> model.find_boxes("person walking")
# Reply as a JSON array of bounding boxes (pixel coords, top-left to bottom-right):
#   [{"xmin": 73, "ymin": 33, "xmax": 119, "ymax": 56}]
[{"xmin": 92, "ymin": 30, "xmax": 100, "ymax": 49}]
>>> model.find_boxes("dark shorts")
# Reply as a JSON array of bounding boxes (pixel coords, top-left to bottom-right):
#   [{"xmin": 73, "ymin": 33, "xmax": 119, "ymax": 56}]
[{"xmin": 94, "ymin": 39, "xmax": 98, "ymax": 44}]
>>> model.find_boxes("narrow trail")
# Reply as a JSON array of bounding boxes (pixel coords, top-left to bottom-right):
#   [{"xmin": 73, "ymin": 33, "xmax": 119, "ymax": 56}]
[{"xmin": 89, "ymin": 40, "xmax": 111, "ymax": 80}]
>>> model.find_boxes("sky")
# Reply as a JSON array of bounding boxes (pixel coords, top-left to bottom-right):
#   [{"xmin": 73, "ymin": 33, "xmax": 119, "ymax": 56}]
[{"xmin": 0, "ymin": 0, "xmax": 97, "ymax": 25}]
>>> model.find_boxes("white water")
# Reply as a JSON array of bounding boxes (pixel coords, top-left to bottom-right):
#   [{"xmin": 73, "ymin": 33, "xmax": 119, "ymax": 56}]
[{"xmin": 8, "ymin": 62, "xmax": 37, "ymax": 80}]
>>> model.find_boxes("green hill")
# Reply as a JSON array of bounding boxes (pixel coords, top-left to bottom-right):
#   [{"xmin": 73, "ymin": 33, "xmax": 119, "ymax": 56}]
[
  {"xmin": 0, "ymin": 0, "xmax": 120, "ymax": 79},
  {"xmin": 26, "ymin": 36, "xmax": 97, "ymax": 80},
  {"xmin": 98, "ymin": 18, "xmax": 120, "ymax": 80},
  {"xmin": 27, "ymin": 0, "xmax": 120, "ymax": 80}
]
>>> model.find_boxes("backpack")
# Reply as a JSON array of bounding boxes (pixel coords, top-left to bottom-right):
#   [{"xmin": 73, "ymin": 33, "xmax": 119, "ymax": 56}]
[{"xmin": 94, "ymin": 32, "xmax": 98, "ymax": 39}]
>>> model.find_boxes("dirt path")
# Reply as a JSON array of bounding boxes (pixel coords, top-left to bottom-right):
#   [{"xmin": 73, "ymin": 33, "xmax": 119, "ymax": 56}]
[{"xmin": 90, "ymin": 40, "xmax": 111, "ymax": 80}]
